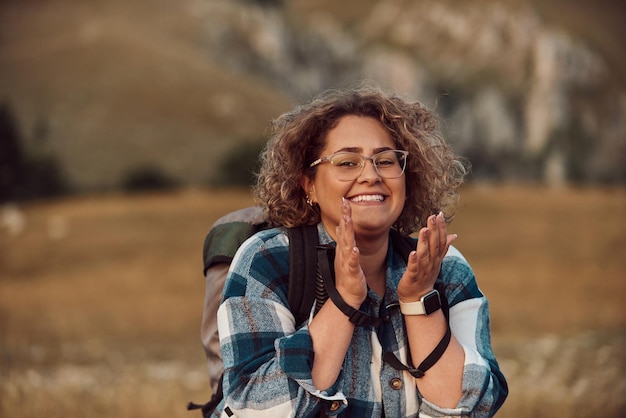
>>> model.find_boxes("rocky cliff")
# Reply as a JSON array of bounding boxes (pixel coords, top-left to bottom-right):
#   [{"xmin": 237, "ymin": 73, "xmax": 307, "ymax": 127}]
[{"xmin": 1, "ymin": 0, "xmax": 624, "ymax": 191}]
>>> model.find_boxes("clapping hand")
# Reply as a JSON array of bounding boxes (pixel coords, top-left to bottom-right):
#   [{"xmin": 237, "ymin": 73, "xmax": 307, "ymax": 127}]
[{"xmin": 397, "ymin": 212, "xmax": 457, "ymax": 302}]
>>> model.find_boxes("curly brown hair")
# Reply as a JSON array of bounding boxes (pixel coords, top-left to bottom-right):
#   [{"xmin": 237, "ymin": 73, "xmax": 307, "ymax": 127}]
[{"xmin": 253, "ymin": 83, "xmax": 469, "ymax": 234}]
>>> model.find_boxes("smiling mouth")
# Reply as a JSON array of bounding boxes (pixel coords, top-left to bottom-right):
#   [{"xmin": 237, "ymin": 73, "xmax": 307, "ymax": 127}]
[{"xmin": 348, "ymin": 194, "xmax": 385, "ymax": 203}]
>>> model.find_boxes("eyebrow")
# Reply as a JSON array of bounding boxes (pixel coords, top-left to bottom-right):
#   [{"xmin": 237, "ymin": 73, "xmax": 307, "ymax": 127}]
[{"xmin": 332, "ymin": 146, "xmax": 395, "ymax": 154}]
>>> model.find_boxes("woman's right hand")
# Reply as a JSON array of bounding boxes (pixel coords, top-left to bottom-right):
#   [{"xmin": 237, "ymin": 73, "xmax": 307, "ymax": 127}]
[
  {"xmin": 333, "ymin": 198, "xmax": 368, "ymax": 309},
  {"xmin": 309, "ymin": 198, "xmax": 365, "ymax": 390}
]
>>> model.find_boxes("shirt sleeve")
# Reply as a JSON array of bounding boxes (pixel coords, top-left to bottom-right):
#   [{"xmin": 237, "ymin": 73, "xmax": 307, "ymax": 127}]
[
  {"xmin": 216, "ymin": 229, "xmax": 346, "ymax": 417},
  {"xmin": 420, "ymin": 246, "xmax": 508, "ymax": 417}
]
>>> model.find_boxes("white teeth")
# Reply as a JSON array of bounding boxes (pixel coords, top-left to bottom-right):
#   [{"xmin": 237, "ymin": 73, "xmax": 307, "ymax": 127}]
[{"xmin": 349, "ymin": 194, "xmax": 384, "ymax": 202}]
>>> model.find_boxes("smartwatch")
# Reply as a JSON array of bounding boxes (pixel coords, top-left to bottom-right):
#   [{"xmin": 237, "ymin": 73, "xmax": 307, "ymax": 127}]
[{"xmin": 399, "ymin": 289, "xmax": 441, "ymax": 316}]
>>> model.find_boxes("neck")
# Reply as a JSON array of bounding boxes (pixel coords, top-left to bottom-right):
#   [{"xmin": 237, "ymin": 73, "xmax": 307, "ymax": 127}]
[{"xmin": 355, "ymin": 232, "xmax": 389, "ymax": 296}]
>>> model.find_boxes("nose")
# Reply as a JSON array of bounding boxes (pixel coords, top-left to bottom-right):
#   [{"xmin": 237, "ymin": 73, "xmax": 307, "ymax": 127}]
[{"xmin": 357, "ymin": 158, "xmax": 382, "ymax": 181}]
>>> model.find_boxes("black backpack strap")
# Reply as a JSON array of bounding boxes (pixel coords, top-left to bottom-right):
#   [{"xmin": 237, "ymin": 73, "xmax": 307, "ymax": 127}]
[
  {"xmin": 286, "ymin": 225, "xmax": 320, "ymax": 327},
  {"xmin": 383, "ymin": 228, "xmax": 452, "ymax": 378},
  {"xmin": 316, "ymin": 244, "xmax": 383, "ymax": 328},
  {"xmin": 382, "ymin": 325, "xmax": 451, "ymax": 378}
]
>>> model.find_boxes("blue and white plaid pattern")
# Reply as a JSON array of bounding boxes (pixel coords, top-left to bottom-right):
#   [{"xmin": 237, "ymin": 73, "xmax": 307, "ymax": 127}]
[{"xmin": 216, "ymin": 225, "xmax": 507, "ymax": 417}]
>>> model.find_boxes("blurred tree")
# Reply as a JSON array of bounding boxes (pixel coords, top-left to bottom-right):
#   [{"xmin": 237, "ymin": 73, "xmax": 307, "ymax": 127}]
[
  {"xmin": 0, "ymin": 104, "xmax": 25, "ymax": 202},
  {"xmin": 0, "ymin": 103, "xmax": 68, "ymax": 202},
  {"xmin": 212, "ymin": 138, "xmax": 265, "ymax": 187},
  {"xmin": 547, "ymin": 118, "xmax": 594, "ymax": 184},
  {"xmin": 240, "ymin": 0, "xmax": 284, "ymax": 8},
  {"xmin": 121, "ymin": 165, "xmax": 179, "ymax": 192}
]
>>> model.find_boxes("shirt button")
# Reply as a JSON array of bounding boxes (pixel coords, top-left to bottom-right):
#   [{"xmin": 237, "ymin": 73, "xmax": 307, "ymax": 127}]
[
  {"xmin": 390, "ymin": 377, "xmax": 403, "ymax": 390},
  {"xmin": 329, "ymin": 400, "xmax": 341, "ymax": 412}
]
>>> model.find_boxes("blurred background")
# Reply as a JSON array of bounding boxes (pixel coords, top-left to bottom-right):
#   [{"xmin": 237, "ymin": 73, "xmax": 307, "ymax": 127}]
[{"xmin": 1, "ymin": 0, "xmax": 624, "ymax": 416}]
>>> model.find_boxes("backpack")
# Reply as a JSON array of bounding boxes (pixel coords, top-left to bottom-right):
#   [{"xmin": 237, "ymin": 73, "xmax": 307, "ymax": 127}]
[{"xmin": 188, "ymin": 206, "xmax": 444, "ymax": 417}]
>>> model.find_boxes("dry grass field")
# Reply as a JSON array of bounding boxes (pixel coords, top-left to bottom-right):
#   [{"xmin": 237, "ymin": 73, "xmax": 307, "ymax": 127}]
[{"xmin": 0, "ymin": 185, "xmax": 624, "ymax": 417}]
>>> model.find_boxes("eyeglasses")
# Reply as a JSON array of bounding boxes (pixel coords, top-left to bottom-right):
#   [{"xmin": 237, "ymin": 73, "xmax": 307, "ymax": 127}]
[{"xmin": 309, "ymin": 150, "xmax": 409, "ymax": 181}]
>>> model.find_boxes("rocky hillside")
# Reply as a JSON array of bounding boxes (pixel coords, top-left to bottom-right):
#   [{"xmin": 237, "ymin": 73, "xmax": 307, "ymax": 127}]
[{"xmin": 1, "ymin": 0, "xmax": 624, "ymax": 192}]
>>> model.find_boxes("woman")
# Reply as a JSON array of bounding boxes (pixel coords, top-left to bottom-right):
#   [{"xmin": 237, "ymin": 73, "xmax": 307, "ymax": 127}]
[{"xmin": 215, "ymin": 84, "xmax": 507, "ymax": 417}]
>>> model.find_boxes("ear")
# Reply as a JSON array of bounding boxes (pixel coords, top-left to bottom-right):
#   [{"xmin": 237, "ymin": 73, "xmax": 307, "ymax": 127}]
[{"xmin": 301, "ymin": 175, "xmax": 316, "ymax": 203}]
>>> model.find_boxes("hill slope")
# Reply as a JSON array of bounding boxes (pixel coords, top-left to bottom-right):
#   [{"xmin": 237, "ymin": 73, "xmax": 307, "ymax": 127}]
[
  {"xmin": 1, "ymin": 0, "xmax": 624, "ymax": 191},
  {"xmin": 0, "ymin": 0, "xmax": 291, "ymax": 190}
]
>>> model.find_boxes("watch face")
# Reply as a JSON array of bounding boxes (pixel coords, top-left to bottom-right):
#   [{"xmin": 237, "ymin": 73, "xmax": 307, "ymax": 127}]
[{"xmin": 423, "ymin": 291, "xmax": 441, "ymax": 315}]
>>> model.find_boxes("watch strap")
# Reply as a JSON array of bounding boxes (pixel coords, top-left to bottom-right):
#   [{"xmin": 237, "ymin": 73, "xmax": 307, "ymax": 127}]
[
  {"xmin": 399, "ymin": 299, "xmax": 427, "ymax": 315},
  {"xmin": 399, "ymin": 289, "xmax": 440, "ymax": 315}
]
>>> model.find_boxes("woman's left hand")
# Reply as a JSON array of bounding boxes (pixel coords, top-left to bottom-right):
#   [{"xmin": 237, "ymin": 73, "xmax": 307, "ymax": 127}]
[{"xmin": 397, "ymin": 212, "xmax": 457, "ymax": 302}]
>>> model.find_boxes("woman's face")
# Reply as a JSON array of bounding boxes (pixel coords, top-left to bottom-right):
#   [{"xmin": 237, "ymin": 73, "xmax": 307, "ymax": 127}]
[{"xmin": 303, "ymin": 115, "xmax": 406, "ymax": 240}]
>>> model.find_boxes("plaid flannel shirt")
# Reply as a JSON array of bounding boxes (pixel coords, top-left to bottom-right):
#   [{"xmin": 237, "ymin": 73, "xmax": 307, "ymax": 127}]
[{"xmin": 215, "ymin": 224, "xmax": 507, "ymax": 417}]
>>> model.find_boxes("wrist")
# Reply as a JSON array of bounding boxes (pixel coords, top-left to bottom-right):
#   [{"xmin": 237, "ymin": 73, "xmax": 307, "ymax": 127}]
[
  {"xmin": 398, "ymin": 289, "xmax": 433, "ymax": 304},
  {"xmin": 336, "ymin": 286, "xmax": 365, "ymax": 310},
  {"xmin": 399, "ymin": 289, "xmax": 441, "ymax": 316}
]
